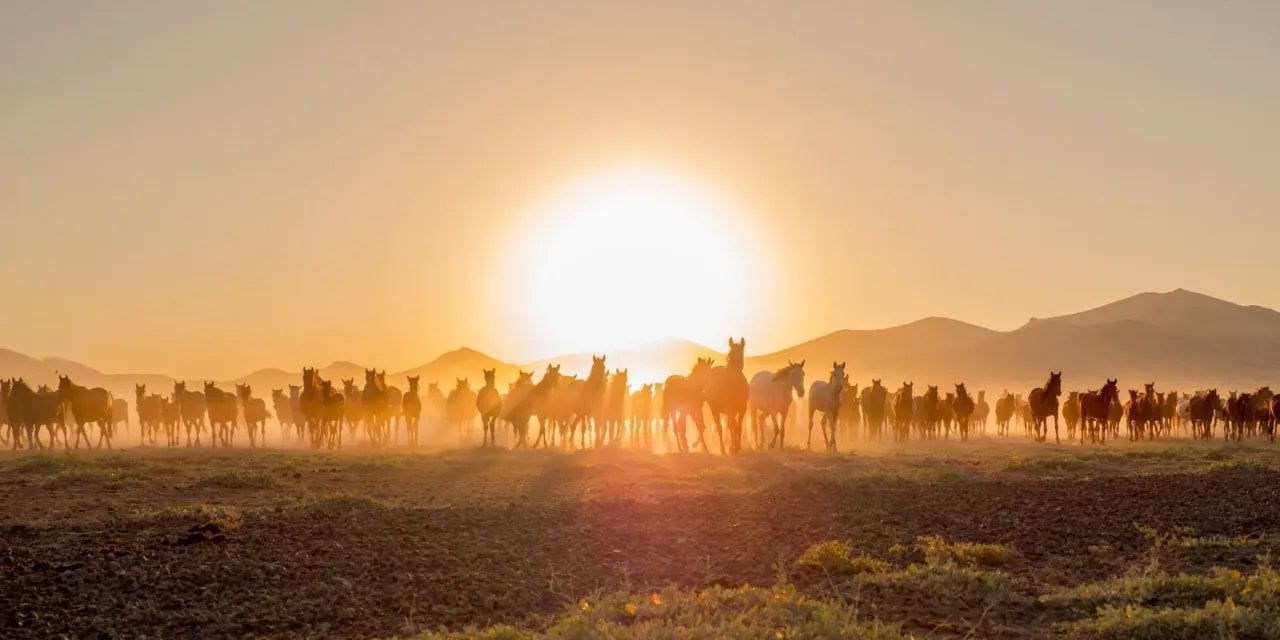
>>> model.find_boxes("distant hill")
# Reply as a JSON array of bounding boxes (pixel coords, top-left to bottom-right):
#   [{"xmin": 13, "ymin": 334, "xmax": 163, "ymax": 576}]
[{"xmin": 4, "ymin": 289, "xmax": 1279, "ymax": 400}]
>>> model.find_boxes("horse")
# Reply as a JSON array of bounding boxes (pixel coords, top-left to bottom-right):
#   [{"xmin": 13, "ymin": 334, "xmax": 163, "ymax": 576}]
[
  {"xmin": 974, "ymin": 390, "xmax": 990, "ymax": 434},
  {"xmin": 447, "ymin": 378, "xmax": 479, "ymax": 441},
  {"xmin": 562, "ymin": 356, "xmax": 607, "ymax": 448},
  {"xmin": 1125, "ymin": 389, "xmax": 1147, "ymax": 441},
  {"xmin": 1226, "ymin": 392, "xmax": 1254, "ymax": 442},
  {"xmin": 361, "ymin": 369, "xmax": 389, "ymax": 445},
  {"xmin": 235, "ymin": 383, "xmax": 269, "ymax": 448},
  {"xmin": 174, "ymin": 381, "xmax": 208, "ymax": 447},
  {"xmin": 272, "ymin": 389, "xmax": 294, "ymax": 443},
  {"xmin": 135, "ymin": 384, "xmax": 163, "ymax": 445},
  {"xmin": 476, "ymin": 369, "xmax": 503, "ymax": 447},
  {"xmin": 664, "ymin": 358, "xmax": 714, "ymax": 453},
  {"xmin": 1062, "ymin": 391, "xmax": 1081, "ymax": 440},
  {"xmin": 321, "ymin": 379, "xmax": 345, "ymax": 448},
  {"xmin": 160, "ymin": 395, "xmax": 180, "ymax": 446},
  {"xmin": 994, "ymin": 391, "xmax": 1015, "ymax": 436},
  {"xmin": 382, "ymin": 371, "xmax": 403, "ymax": 443},
  {"xmin": 952, "ymin": 383, "xmax": 975, "ymax": 442},
  {"xmin": 1079, "ymin": 379, "xmax": 1119, "ymax": 444},
  {"xmin": 402, "ymin": 376, "xmax": 423, "ymax": 446},
  {"xmin": 10, "ymin": 379, "xmax": 62, "ymax": 449},
  {"xmin": 893, "ymin": 382, "xmax": 915, "ymax": 442},
  {"xmin": 602, "ymin": 369, "xmax": 629, "ymax": 445},
  {"xmin": 806, "ymin": 362, "xmax": 846, "ymax": 451},
  {"xmin": 500, "ymin": 370, "xmax": 536, "ymax": 447},
  {"xmin": 1189, "ymin": 390, "xmax": 1220, "ymax": 439},
  {"xmin": 288, "ymin": 384, "xmax": 304, "ymax": 442},
  {"xmin": 939, "ymin": 393, "xmax": 955, "ymax": 437},
  {"xmin": 510, "ymin": 365, "xmax": 559, "ymax": 448},
  {"xmin": 299, "ymin": 368, "xmax": 325, "ymax": 448},
  {"xmin": 204, "ymin": 381, "xmax": 239, "ymax": 447},
  {"xmin": 748, "ymin": 360, "xmax": 806, "ymax": 450},
  {"xmin": 861, "ymin": 380, "xmax": 887, "ymax": 441},
  {"xmin": 705, "ymin": 338, "xmax": 750, "ymax": 455},
  {"xmin": 916, "ymin": 386, "xmax": 939, "ymax": 440},
  {"xmin": 838, "ymin": 380, "xmax": 860, "ymax": 440},
  {"xmin": 342, "ymin": 379, "xmax": 366, "ymax": 442},
  {"xmin": 58, "ymin": 375, "xmax": 115, "ymax": 449},
  {"xmin": 629, "ymin": 383, "xmax": 654, "ymax": 447},
  {"xmin": 1026, "ymin": 372, "xmax": 1062, "ymax": 443},
  {"xmin": 112, "ymin": 398, "xmax": 129, "ymax": 436}
]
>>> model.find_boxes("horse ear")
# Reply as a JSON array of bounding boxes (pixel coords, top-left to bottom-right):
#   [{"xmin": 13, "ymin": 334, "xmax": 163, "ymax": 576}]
[{"xmin": 799, "ymin": 359, "xmax": 805, "ymax": 367}]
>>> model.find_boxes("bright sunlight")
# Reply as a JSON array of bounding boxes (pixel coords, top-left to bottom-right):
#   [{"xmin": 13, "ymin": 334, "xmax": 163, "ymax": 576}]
[{"xmin": 511, "ymin": 166, "xmax": 757, "ymax": 357}]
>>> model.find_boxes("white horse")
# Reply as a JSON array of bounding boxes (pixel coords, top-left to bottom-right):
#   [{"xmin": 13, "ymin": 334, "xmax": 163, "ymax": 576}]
[
  {"xmin": 807, "ymin": 362, "xmax": 846, "ymax": 451},
  {"xmin": 748, "ymin": 360, "xmax": 805, "ymax": 450}
]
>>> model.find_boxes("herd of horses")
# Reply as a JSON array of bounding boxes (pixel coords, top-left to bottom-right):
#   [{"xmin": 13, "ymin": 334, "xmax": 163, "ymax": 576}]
[{"xmin": 3, "ymin": 339, "xmax": 1279, "ymax": 453}]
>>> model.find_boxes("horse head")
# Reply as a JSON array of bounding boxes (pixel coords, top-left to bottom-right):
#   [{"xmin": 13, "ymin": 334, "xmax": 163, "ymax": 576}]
[
  {"xmin": 407, "ymin": 375, "xmax": 420, "ymax": 392},
  {"xmin": 483, "ymin": 369, "xmax": 496, "ymax": 387},
  {"xmin": 456, "ymin": 378, "xmax": 470, "ymax": 392}
]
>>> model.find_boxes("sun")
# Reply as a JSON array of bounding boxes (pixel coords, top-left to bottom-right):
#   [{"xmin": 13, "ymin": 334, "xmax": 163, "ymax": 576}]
[{"xmin": 507, "ymin": 166, "xmax": 758, "ymax": 358}]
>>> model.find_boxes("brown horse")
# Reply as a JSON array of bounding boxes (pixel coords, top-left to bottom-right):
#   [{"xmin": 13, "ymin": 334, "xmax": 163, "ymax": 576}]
[
  {"xmin": 135, "ymin": 384, "xmax": 163, "ymax": 446},
  {"xmin": 916, "ymin": 385, "xmax": 939, "ymax": 440},
  {"xmin": 58, "ymin": 375, "xmax": 115, "ymax": 449},
  {"xmin": 1079, "ymin": 379, "xmax": 1119, "ymax": 444},
  {"xmin": 1062, "ymin": 392, "xmax": 1081, "ymax": 440},
  {"xmin": 861, "ymin": 379, "xmax": 887, "ymax": 441},
  {"xmin": 299, "ymin": 368, "xmax": 325, "ymax": 448},
  {"xmin": 629, "ymin": 383, "xmax": 654, "ymax": 447},
  {"xmin": 476, "ymin": 369, "xmax": 503, "ymax": 447},
  {"xmin": 204, "ymin": 382, "xmax": 238, "ymax": 447},
  {"xmin": 321, "ymin": 379, "xmax": 345, "ymax": 448},
  {"xmin": 402, "ymin": 376, "xmax": 423, "ymax": 446},
  {"xmin": 272, "ymin": 389, "xmax": 293, "ymax": 443},
  {"xmin": 9, "ymin": 378, "xmax": 62, "ymax": 449},
  {"xmin": 1188, "ymin": 390, "xmax": 1219, "ymax": 439},
  {"xmin": 160, "ymin": 394, "xmax": 181, "ymax": 446},
  {"xmin": 361, "ymin": 369, "xmax": 389, "ymax": 445},
  {"xmin": 705, "ymin": 338, "xmax": 749, "ymax": 455},
  {"xmin": 342, "ymin": 378, "xmax": 366, "ymax": 442},
  {"xmin": 893, "ymin": 382, "xmax": 914, "ymax": 442},
  {"xmin": 994, "ymin": 391, "xmax": 1015, "ymax": 436},
  {"xmin": 564, "ymin": 356, "xmax": 607, "ymax": 448},
  {"xmin": 604, "ymin": 369, "xmax": 629, "ymax": 446},
  {"xmin": 664, "ymin": 358, "xmax": 714, "ymax": 453},
  {"xmin": 235, "ymin": 383, "xmax": 269, "ymax": 448},
  {"xmin": 447, "ymin": 378, "xmax": 479, "ymax": 441},
  {"xmin": 1027, "ymin": 371, "xmax": 1063, "ymax": 443},
  {"xmin": 512, "ymin": 365, "xmax": 559, "ymax": 448},
  {"xmin": 953, "ymin": 383, "xmax": 975, "ymax": 442}
]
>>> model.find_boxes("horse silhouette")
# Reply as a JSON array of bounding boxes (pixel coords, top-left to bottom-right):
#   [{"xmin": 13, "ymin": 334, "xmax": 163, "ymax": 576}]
[
  {"xmin": 58, "ymin": 375, "xmax": 115, "ymax": 449},
  {"xmin": 361, "ymin": 369, "xmax": 389, "ymax": 445},
  {"xmin": 402, "ymin": 376, "xmax": 423, "ymax": 446},
  {"xmin": 204, "ymin": 381, "xmax": 239, "ymax": 447},
  {"xmin": 705, "ymin": 338, "xmax": 749, "ymax": 455},
  {"xmin": 447, "ymin": 378, "xmax": 478, "ymax": 440},
  {"xmin": 135, "ymin": 384, "xmax": 163, "ymax": 446},
  {"xmin": 952, "ymin": 383, "xmax": 975, "ymax": 441},
  {"xmin": 860, "ymin": 380, "xmax": 887, "ymax": 441},
  {"xmin": 806, "ymin": 361, "xmax": 844, "ymax": 451},
  {"xmin": 893, "ymin": 382, "xmax": 914, "ymax": 442},
  {"xmin": 342, "ymin": 378, "xmax": 366, "ymax": 442},
  {"xmin": 838, "ymin": 380, "xmax": 860, "ymax": 440},
  {"xmin": 664, "ymin": 357, "xmax": 714, "ymax": 453},
  {"xmin": 629, "ymin": 383, "xmax": 654, "ymax": 448},
  {"xmin": 1027, "ymin": 372, "xmax": 1063, "ymax": 443},
  {"xmin": 603, "ymin": 369, "xmax": 629, "ymax": 446},
  {"xmin": 1079, "ymin": 379, "xmax": 1119, "ymax": 444},
  {"xmin": 174, "ymin": 381, "xmax": 208, "ymax": 447},
  {"xmin": 272, "ymin": 389, "xmax": 294, "ymax": 443},
  {"xmin": 476, "ymin": 369, "xmax": 503, "ymax": 447},
  {"xmin": 235, "ymin": 383, "xmax": 269, "ymax": 448},
  {"xmin": 749, "ymin": 360, "xmax": 805, "ymax": 450}
]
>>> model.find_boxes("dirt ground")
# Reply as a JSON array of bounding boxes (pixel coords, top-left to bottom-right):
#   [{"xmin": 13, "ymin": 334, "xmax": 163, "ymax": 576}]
[{"xmin": 2, "ymin": 438, "xmax": 1279, "ymax": 638}]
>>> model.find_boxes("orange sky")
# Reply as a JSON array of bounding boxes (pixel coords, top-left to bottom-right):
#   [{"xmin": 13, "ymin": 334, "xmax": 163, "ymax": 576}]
[{"xmin": 3, "ymin": 2, "xmax": 1279, "ymax": 380}]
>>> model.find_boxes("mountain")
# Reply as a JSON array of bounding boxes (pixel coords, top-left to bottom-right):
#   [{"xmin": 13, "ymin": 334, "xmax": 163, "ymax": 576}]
[
  {"xmin": 524, "ymin": 338, "xmax": 723, "ymax": 383},
  {"xmin": 4, "ymin": 289, "xmax": 1280, "ymax": 399}
]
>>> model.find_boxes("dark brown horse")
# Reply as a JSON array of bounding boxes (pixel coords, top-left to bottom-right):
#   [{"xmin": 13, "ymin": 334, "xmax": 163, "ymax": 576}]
[
  {"xmin": 476, "ymin": 369, "xmax": 503, "ymax": 447},
  {"xmin": 135, "ymin": 384, "xmax": 163, "ymax": 446},
  {"xmin": 204, "ymin": 382, "xmax": 238, "ymax": 447},
  {"xmin": 664, "ymin": 358, "xmax": 714, "ymax": 453},
  {"xmin": 604, "ymin": 369, "xmax": 629, "ymax": 446},
  {"xmin": 1027, "ymin": 371, "xmax": 1063, "ymax": 443},
  {"xmin": 236, "ymin": 383, "xmax": 269, "ymax": 448},
  {"xmin": 58, "ymin": 375, "xmax": 115, "ymax": 449},
  {"xmin": 705, "ymin": 338, "xmax": 749, "ymax": 454},
  {"xmin": 361, "ymin": 369, "xmax": 389, "ymax": 445},
  {"xmin": 1188, "ymin": 389, "xmax": 1219, "ymax": 439},
  {"xmin": 299, "ymin": 368, "xmax": 325, "ymax": 447},
  {"xmin": 953, "ymin": 383, "xmax": 975, "ymax": 442},
  {"xmin": 1079, "ymin": 379, "xmax": 1119, "ymax": 444},
  {"xmin": 893, "ymin": 382, "xmax": 914, "ymax": 442},
  {"xmin": 861, "ymin": 379, "xmax": 887, "ymax": 441},
  {"xmin": 402, "ymin": 376, "xmax": 423, "ymax": 446},
  {"xmin": 321, "ymin": 379, "xmax": 345, "ymax": 448}
]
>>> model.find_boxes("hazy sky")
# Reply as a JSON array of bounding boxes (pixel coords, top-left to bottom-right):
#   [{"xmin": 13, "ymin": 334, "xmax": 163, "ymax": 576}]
[{"xmin": 3, "ymin": 1, "xmax": 1278, "ymax": 379}]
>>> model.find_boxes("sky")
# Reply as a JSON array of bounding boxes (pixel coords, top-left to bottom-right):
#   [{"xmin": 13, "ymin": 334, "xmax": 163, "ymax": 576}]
[{"xmin": 2, "ymin": 1, "xmax": 1278, "ymax": 380}]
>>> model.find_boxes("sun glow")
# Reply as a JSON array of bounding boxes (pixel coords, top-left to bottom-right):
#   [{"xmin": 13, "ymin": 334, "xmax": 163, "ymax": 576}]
[{"xmin": 509, "ymin": 166, "xmax": 759, "ymax": 359}]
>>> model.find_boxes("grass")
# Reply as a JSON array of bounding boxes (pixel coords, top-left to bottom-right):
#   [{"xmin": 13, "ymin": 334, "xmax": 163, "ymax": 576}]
[
  {"xmin": 15, "ymin": 453, "xmax": 90, "ymax": 475},
  {"xmin": 1206, "ymin": 459, "xmax": 1267, "ymax": 473},
  {"xmin": 916, "ymin": 535, "xmax": 1020, "ymax": 568},
  {"xmin": 418, "ymin": 584, "xmax": 912, "ymax": 640},
  {"xmin": 795, "ymin": 541, "xmax": 891, "ymax": 575}
]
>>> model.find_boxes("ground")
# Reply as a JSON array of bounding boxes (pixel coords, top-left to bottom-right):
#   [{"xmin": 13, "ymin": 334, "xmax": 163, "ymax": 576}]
[{"xmin": 2, "ymin": 439, "xmax": 1280, "ymax": 639}]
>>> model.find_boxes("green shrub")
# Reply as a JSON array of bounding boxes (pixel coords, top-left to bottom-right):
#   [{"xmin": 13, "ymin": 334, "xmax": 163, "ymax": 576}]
[
  {"xmin": 795, "ymin": 541, "xmax": 891, "ymax": 575},
  {"xmin": 917, "ymin": 535, "xmax": 1020, "ymax": 568}
]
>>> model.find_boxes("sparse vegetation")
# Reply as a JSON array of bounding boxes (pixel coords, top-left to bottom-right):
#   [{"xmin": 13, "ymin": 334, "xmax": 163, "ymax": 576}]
[
  {"xmin": 795, "ymin": 540, "xmax": 891, "ymax": 575},
  {"xmin": 419, "ymin": 585, "xmax": 912, "ymax": 640},
  {"xmin": 916, "ymin": 535, "xmax": 1020, "ymax": 568},
  {"xmin": 194, "ymin": 470, "xmax": 277, "ymax": 489}
]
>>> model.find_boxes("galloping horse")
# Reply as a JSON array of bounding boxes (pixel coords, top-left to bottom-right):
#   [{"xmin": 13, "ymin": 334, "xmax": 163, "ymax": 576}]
[
  {"xmin": 58, "ymin": 375, "xmax": 115, "ymax": 449},
  {"xmin": 974, "ymin": 390, "xmax": 990, "ymax": 434},
  {"xmin": 807, "ymin": 361, "xmax": 845, "ymax": 451},
  {"xmin": 861, "ymin": 380, "xmax": 887, "ymax": 441},
  {"xmin": 299, "ymin": 369, "xmax": 325, "ymax": 448},
  {"xmin": 501, "ymin": 370, "xmax": 537, "ymax": 447},
  {"xmin": 664, "ymin": 357, "xmax": 714, "ymax": 453},
  {"xmin": 1188, "ymin": 390, "xmax": 1220, "ymax": 439},
  {"xmin": 272, "ymin": 389, "xmax": 294, "ymax": 443},
  {"xmin": 361, "ymin": 369, "xmax": 389, "ymax": 445},
  {"xmin": 204, "ymin": 382, "xmax": 238, "ymax": 447},
  {"xmin": 838, "ymin": 380, "xmax": 860, "ymax": 440},
  {"xmin": 1027, "ymin": 371, "xmax": 1063, "ymax": 443},
  {"xmin": 893, "ymin": 382, "xmax": 915, "ymax": 442},
  {"xmin": 629, "ymin": 383, "xmax": 654, "ymax": 447},
  {"xmin": 235, "ymin": 383, "xmax": 269, "ymax": 448},
  {"xmin": 603, "ymin": 369, "xmax": 629, "ymax": 445},
  {"xmin": 952, "ymin": 383, "xmax": 975, "ymax": 441},
  {"xmin": 402, "ymin": 376, "xmax": 423, "ymax": 446},
  {"xmin": 748, "ymin": 360, "xmax": 805, "ymax": 450},
  {"xmin": 175, "ymin": 381, "xmax": 208, "ymax": 447},
  {"xmin": 705, "ymin": 338, "xmax": 749, "ymax": 455},
  {"xmin": 135, "ymin": 384, "xmax": 163, "ymax": 445},
  {"xmin": 476, "ymin": 369, "xmax": 503, "ymax": 447},
  {"xmin": 342, "ymin": 379, "xmax": 365, "ymax": 441},
  {"xmin": 566, "ymin": 356, "xmax": 608, "ymax": 448},
  {"xmin": 1079, "ymin": 379, "xmax": 1119, "ymax": 444}
]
